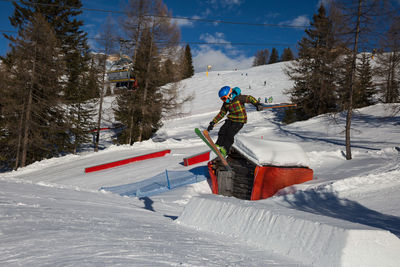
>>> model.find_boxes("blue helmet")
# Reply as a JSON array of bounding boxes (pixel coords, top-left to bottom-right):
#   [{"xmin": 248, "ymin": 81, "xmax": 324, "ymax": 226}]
[
  {"xmin": 219, "ymin": 86, "xmax": 234, "ymax": 103},
  {"xmin": 218, "ymin": 86, "xmax": 231, "ymax": 98}
]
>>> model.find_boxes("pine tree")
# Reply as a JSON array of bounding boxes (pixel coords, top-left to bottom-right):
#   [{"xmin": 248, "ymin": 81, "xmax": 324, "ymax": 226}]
[
  {"xmin": 268, "ymin": 48, "xmax": 279, "ymax": 64},
  {"xmin": 7, "ymin": 0, "xmax": 94, "ymax": 155},
  {"xmin": 2, "ymin": 13, "xmax": 65, "ymax": 168},
  {"xmin": 8, "ymin": 0, "xmax": 91, "ymax": 98},
  {"xmin": 114, "ymin": 29, "xmax": 163, "ymax": 144},
  {"xmin": 336, "ymin": 52, "xmax": 354, "ymax": 111},
  {"xmin": 115, "ymin": 0, "xmax": 180, "ymax": 144},
  {"xmin": 94, "ymin": 15, "xmax": 117, "ymax": 152},
  {"xmin": 252, "ymin": 49, "xmax": 269, "ymax": 66},
  {"xmin": 284, "ymin": 5, "xmax": 338, "ymax": 122},
  {"xmin": 65, "ymin": 55, "xmax": 98, "ymax": 154},
  {"xmin": 161, "ymin": 58, "xmax": 176, "ymax": 84},
  {"xmin": 0, "ymin": 61, "xmax": 16, "ymax": 169},
  {"xmin": 280, "ymin": 47, "xmax": 294, "ymax": 62},
  {"xmin": 332, "ymin": 0, "xmax": 386, "ymax": 160},
  {"xmin": 182, "ymin": 44, "xmax": 194, "ymax": 79},
  {"xmin": 114, "ymin": 91, "xmax": 139, "ymax": 144},
  {"xmin": 354, "ymin": 53, "xmax": 375, "ymax": 108},
  {"xmin": 375, "ymin": 16, "xmax": 400, "ymax": 104}
]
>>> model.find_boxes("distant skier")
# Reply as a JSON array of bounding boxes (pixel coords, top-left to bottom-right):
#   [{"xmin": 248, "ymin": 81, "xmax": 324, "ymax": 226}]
[{"xmin": 207, "ymin": 86, "xmax": 263, "ymax": 156}]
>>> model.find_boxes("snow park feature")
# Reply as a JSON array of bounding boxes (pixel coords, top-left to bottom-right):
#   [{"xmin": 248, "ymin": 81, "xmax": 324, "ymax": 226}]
[
  {"xmin": 177, "ymin": 194, "xmax": 400, "ymax": 267},
  {"xmin": 100, "ymin": 166, "xmax": 209, "ymax": 197},
  {"xmin": 208, "ymin": 136, "xmax": 313, "ymax": 200},
  {"xmin": 183, "ymin": 150, "xmax": 210, "ymax": 166},
  {"xmin": 84, "ymin": 149, "xmax": 171, "ymax": 173},
  {"xmin": 1, "ymin": 62, "xmax": 400, "ymax": 266}
]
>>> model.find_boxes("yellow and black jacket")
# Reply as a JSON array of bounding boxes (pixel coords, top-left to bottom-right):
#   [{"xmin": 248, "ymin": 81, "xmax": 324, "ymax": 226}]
[{"xmin": 212, "ymin": 94, "xmax": 259, "ymax": 124}]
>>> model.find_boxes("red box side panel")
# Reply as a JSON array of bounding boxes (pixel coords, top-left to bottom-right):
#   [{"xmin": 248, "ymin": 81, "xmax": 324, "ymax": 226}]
[
  {"xmin": 207, "ymin": 161, "xmax": 219, "ymax": 194},
  {"xmin": 251, "ymin": 166, "xmax": 313, "ymax": 200}
]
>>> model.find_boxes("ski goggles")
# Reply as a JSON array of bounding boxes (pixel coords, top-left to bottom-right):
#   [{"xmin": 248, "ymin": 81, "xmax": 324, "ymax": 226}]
[{"xmin": 220, "ymin": 88, "xmax": 233, "ymax": 102}]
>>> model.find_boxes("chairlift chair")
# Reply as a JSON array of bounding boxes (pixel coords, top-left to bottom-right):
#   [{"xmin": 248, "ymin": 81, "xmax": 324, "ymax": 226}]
[{"xmin": 107, "ymin": 56, "xmax": 138, "ymax": 90}]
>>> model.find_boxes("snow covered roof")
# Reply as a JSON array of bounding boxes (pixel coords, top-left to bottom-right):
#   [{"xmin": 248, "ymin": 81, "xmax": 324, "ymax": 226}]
[{"xmin": 233, "ymin": 136, "xmax": 310, "ymax": 168}]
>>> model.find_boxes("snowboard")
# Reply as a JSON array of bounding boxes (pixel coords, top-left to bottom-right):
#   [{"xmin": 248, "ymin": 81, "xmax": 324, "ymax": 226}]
[{"xmin": 194, "ymin": 128, "xmax": 232, "ymax": 172}]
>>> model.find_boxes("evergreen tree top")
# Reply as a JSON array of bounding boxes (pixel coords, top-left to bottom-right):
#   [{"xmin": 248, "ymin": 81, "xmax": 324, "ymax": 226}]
[{"xmin": 10, "ymin": 0, "xmax": 83, "ymax": 31}]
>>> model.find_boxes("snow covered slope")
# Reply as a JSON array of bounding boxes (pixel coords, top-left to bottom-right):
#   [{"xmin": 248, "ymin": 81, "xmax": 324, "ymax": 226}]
[{"xmin": 1, "ymin": 62, "xmax": 400, "ymax": 266}]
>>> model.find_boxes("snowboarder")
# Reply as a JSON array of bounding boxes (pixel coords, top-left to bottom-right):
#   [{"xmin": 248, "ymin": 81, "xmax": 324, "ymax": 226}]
[{"xmin": 207, "ymin": 86, "xmax": 263, "ymax": 156}]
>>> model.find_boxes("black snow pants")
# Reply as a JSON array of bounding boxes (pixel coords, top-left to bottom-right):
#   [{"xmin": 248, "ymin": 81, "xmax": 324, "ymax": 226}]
[{"xmin": 215, "ymin": 120, "xmax": 244, "ymax": 153}]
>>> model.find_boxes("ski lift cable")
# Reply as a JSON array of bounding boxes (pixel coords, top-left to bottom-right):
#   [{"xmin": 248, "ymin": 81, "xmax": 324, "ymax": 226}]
[
  {"xmin": 0, "ymin": 29, "xmax": 296, "ymax": 47},
  {"xmin": 0, "ymin": 0, "xmax": 307, "ymax": 29}
]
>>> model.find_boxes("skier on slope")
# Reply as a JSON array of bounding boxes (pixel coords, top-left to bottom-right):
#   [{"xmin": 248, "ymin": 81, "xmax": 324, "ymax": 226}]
[{"xmin": 207, "ymin": 86, "xmax": 263, "ymax": 157}]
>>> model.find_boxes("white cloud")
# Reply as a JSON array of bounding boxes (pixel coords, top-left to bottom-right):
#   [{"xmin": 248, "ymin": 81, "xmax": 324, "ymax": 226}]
[
  {"xmin": 207, "ymin": 0, "xmax": 243, "ymax": 10},
  {"xmin": 291, "ymin": 15, "xmax": 310, "ymax": 27},
  {"xmin": 201, "ymin": 32, "xmax": 241, "ymax": 52},
  {"xmin": 281, "ymin": 15, "xmax": 310, "ymax": 28},
  {"xmin": 172, "ymin": 18, "xmax": 194, "ymax": 28},
  {"xmin": 222, "ymin": 0, "xmax": 243, "ymax": 6},
  {"xmin": 265, "ymin": 12, "xmax": 280, "ymax": 19},
  {"xmin": 200, "ymin": 32, "xmax": 228, "ymax": 44},
  {"xmin": 172, "ymin": 15, "xmax": 201, "ymax": 28},
  {"xmin": 192, "ymin": 46, "xmax": 253, "ymax": 73}
]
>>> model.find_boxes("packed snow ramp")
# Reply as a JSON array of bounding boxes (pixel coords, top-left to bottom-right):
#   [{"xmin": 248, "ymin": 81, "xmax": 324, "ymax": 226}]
[{"xmin": 177, "ymin": 195, "xmax": 400, "ymax": 267}]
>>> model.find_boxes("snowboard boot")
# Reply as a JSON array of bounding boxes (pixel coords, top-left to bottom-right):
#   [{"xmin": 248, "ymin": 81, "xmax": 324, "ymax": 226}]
[{"xmin": 216, "ymin": 145, "xmax": 227, "ymax": 158}]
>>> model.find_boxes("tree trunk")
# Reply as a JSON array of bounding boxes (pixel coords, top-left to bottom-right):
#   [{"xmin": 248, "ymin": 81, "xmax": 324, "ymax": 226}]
[
  {"xmin": 14, "ymin": 103, "xmax": 25, "ymax": 170},
  {"xmin": 21, "ymin": 86, "xmax": 33, "ymax": 167},
  {"xmin": 95, "ymin": 55, "xmax": 106, "ymax": 152},
  {"xmin": 128, "ymin": 9, "xmax": 144, "ymax": 146},
  {"xmin": 345, "ymin": 0, "xmax": 362, "ymax": 160},
  {"xmin": 137, "ymin": 38, "xmax": 153, "ymax": 142},
  {"xmin": 389, "ymin": 54, "xmax": 395, "ymax": 102},
  {"xmin": 138, "ymin": 19, "xmax": 155, "ymax": 143},
  {"xmin": 74, "ymin": 105, "xmax": 81, "ymax": 154},
  {"xmin": 21, "ymin": 43, "xmax": 37, "ymax": 167}
]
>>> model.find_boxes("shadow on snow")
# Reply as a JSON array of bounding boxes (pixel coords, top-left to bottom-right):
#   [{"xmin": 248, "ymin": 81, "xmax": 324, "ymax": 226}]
[{"xmin": 282, "ymin": 190, "xmax": 400, "ymax": 238}]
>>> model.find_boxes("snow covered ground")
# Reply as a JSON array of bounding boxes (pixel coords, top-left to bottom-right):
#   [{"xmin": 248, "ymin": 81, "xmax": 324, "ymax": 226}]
[{"xmin": 1, "ymin": 62, "xmax": 400, "ymax": 266}]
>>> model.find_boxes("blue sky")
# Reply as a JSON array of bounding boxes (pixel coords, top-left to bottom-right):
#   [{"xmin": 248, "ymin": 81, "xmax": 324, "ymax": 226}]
[
  {"xmin": 83, "ymin": 0, "xmax": 324, "ymax": 72},
  {"xmin": 0, "ymin": 0, "xmax": 390, "ymax": 72}
]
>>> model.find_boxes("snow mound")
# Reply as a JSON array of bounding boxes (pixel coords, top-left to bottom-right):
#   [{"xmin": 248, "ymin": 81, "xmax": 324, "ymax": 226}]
[
  {"xmin": 233, "ymin": 136, "xmax": 310, "ymax": 167},
  {"xmin": 177, "ymin": 195, "xmax": 400, "ymax": 267}
]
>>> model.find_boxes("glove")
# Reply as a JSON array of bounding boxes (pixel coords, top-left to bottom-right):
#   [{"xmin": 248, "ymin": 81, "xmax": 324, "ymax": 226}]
[
  {"xmin": 207, "ymin": 122, "xmax": 215, "ymax": 131},
  {"xmin": 256, "ymin": 103, "xmax": 263, "ymax": 111}
]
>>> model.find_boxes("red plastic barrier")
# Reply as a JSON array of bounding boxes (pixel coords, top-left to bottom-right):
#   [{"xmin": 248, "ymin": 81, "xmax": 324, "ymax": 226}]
[
  {"xmin": 91, "ymin": 127, "xmax": 111, "ymax": 132},
  {"xmin": 251, "ymin": 166, "xmax": 313, "ymax": 200},
  {"xmin": 183, "ymin": 151, "xmax": 210, "ymax": 166},
  {"xmin": 207, "ymin": 161, "xmax": 219, "ymax": 194},
  {"xmin": 85, "ymin": 149, "xmax": 171, "ymax": 173}
]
